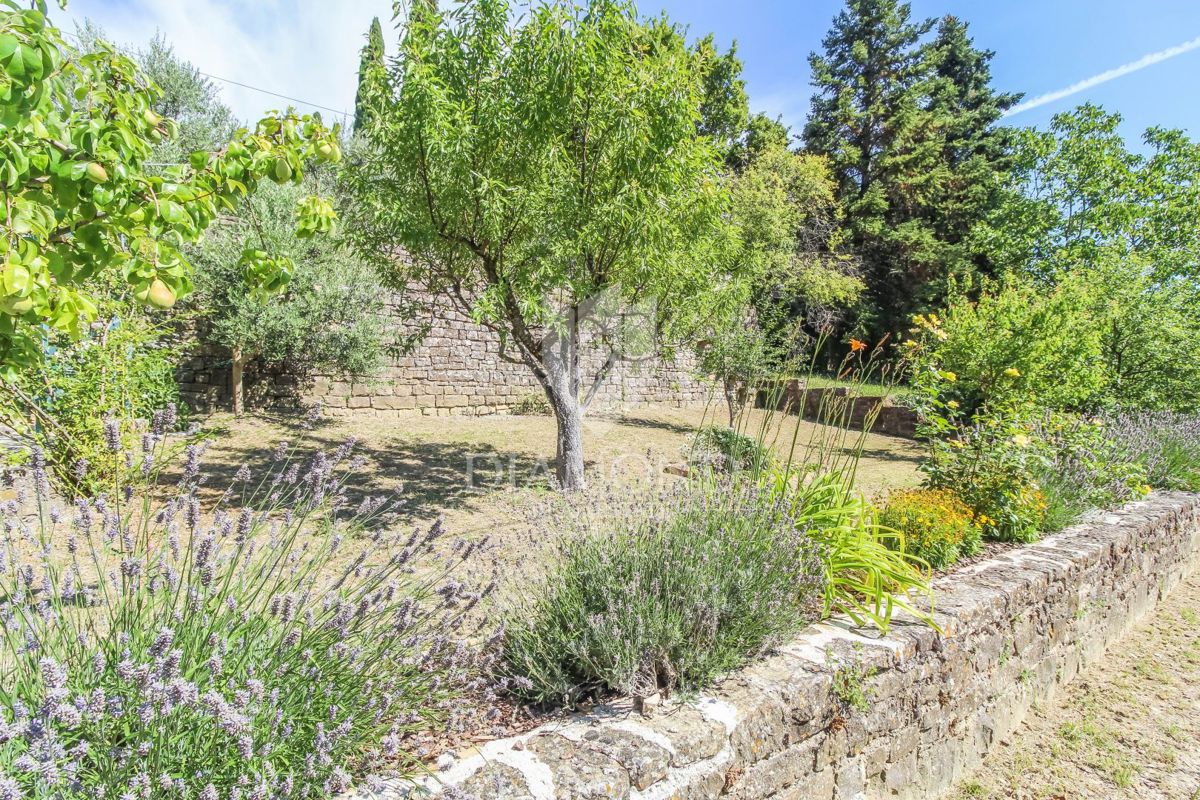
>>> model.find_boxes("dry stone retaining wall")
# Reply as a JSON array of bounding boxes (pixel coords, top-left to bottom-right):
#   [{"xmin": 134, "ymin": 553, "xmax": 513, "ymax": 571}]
[
  {"xmin": 376, "ymin": 491, "xmax": 1200, "ymax": 800},
  {"xmin": 766, "ymin": 380, "xmax": 918, "ymax": 439},
  {"xmin": 178, "ymin": 292, "xmax": 712, "ymax": 416}
]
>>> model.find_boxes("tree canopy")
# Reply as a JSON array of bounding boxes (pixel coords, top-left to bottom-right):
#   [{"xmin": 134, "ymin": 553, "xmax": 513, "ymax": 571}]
[
  {"xmin": 803, "ymin": 0, "xmax": 1018, "ymax": 341},
  {"xmin": 0, "ymin": 1, "xmax": 339, "ymax": 375},
  {"xmin": 345, "ymin": 0, "xmax": 739, "ymax": 488},
  {"xmin": 974, "ymin": 104, "xmax": 1200, "ymax": 411},
  {"xmin": 189, "ymin": 173, "xmax": 387, "ymax": 414}
]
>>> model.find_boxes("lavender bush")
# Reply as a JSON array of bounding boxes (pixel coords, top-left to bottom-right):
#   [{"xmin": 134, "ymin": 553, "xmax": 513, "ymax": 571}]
[
  {"xmin": 0, "ymin": 409, "xmax": 493, "ymax": 799},
  {"xmin": 1102, "ymin": 411, "xmax": 1200, "ymax": 492},
  {"xmin": 1030, "ymin": 412, "xmax": 1149, "ymax": 532},
  {"xmin": 500, "ymin": 481, "xmax": 826, "ymax": 706}
]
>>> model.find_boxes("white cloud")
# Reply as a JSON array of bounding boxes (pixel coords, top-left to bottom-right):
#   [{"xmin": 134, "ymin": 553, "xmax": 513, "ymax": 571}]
[
  {"xmin": 1005, "ymin": 35, "xmax": 1200, "ymax": 118},
  {"xmin": 60, "ymin": 0, "xmax": 398, "ymax": 128}
]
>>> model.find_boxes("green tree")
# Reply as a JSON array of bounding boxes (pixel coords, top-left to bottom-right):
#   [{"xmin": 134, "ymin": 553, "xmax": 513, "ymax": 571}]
[
  {"xmin": 923, "ymin": 16, "xmax": 1020, "ymax": 273},
  {"xmin": 73, "ymin": 22, "xmax": 234, "ymax": 158},
  {"xmin": 694, "ymin": 33, "xmax": 748, "ymax": 161},
  {"xmin": 979, "ymin": 104, "xmax": 1200, "ymax": 286},
  {"xmin": 125, "ymin": 34, "xmax": 383, "ymax": 416},
  {"xmin": 700, "ymin": 140, "xmax": 861, "ymax": 423},
  {"xmin": 353, "ymin": 16, "xmax": 386, "ymax": 134},
  {"xmin": 345, "ymin": 0, "xmax": 736, "ymax": 489},
  {"xmin": 728, "ymin": 112, "xmax": 789, "ymax": 173},
  {"xmin": 977, "ymin": 104, "xmax": 1200, "ymax": 410},
  {"xmin": 190, "ymin": 175, "xmax": 388, "ymax": 415},
  {"xmin": 803, "ymin": 1, "xmax": 1017, "ymax": 341},
  {"xmin": 137, "ymin": 35, "xmax": 236, "ymax": 157},
  {"xmin": 0, "ymin": 2, "xmax": 340, "ymax": 374}
]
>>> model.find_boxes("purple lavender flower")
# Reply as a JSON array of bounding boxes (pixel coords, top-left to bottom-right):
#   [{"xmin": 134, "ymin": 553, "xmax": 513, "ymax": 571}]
[{"xmin": 102, "ymin": 417, "xmax": 122, "ymax": 452}]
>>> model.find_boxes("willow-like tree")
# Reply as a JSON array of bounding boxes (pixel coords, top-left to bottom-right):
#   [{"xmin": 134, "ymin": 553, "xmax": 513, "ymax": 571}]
[{"xmin": 346, "ymin": 0, "xmax": 735, "ymax": 490}]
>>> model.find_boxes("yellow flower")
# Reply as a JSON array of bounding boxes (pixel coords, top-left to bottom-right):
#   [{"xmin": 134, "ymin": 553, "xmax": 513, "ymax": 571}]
[
  {"xmin": 947, "ymin": 400, "xmax": 959, "ymax": 409},
  {"xmin": 1004, "ymin": 367, "xmax": 1021, "ymax": 378},
  {"xmin": 1012, "ymin": 433, "xmax": 1030, "ymax": 447},
  {"xmin": 939, "ymin": 370, "xmax": 957, "ymax": 382}
]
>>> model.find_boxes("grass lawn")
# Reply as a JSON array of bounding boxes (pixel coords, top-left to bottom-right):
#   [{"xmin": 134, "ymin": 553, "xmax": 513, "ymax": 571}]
[
  {"xmin": 194, "ymin": 403, "xmax": 922, "ymax": 589},
  {"xmin": 793, "ymin": 374, "xmax": 914, "ymax": 400}
]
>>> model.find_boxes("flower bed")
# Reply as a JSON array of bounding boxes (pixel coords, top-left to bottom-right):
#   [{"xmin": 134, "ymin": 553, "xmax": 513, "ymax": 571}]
[{"xmin": 380, "ymin": 492, "xmax": 1200, "ymax": 800}]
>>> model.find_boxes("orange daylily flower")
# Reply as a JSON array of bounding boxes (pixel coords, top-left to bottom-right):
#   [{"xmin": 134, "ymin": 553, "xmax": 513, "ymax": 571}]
[{"xmin": 849, "ymin": 338, "xmax": 868, "ymax": 352}]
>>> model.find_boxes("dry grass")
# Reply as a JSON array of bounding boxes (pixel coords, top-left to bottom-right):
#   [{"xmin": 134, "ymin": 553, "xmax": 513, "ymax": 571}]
[
  {"xmin": 188, "ymin": 404, "xmax": 921, "ymax": 591},
  {"xmin": 952, "ymin": 570, "xmax": 1200, "ymax": 800}
]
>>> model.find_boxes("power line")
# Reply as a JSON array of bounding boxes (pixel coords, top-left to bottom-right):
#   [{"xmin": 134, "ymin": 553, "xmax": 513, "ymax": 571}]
[
  {"xmin": 197, "ymin": 71, "xmax": 352, "ymax": 122},
  {"xmin": 63, "ymin": 26, "xmax": 354, "ymax": 123}
]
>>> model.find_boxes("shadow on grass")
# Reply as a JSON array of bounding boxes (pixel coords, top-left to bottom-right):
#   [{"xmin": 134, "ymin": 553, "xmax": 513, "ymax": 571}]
[
  {"xmin": 854, "ymin": 446, "xmax": 923, "ymax": 466},
  {"xmin": 596, "ymin": 412, "xmax": 703, "ymax": 436},
  {"xmin": 186, "ymin": 417, "xmax": 559, "ymax": 525}
]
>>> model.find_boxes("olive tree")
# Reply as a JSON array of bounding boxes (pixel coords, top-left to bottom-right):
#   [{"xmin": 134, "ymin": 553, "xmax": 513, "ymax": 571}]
[
  {"xmin": 190, "ymin": 174, "xmax": 389, "ymax": 415},
  {"xmin": 346, "ymin": 0, "xmax": 735, "ymax": 489}
]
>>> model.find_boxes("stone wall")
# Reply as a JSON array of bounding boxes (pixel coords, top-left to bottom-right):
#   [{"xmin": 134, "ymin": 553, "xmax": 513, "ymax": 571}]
[
  {"xmin": 766, "ymin": 380, "xmax": 919, "ymax": 439},
  {"xmin": 380, "ymin": 492, "xmax": 1200, "ymax": 800},
  {"xmin": 178, "ymin": 292, "xmax": 712, "ymax": 417}
]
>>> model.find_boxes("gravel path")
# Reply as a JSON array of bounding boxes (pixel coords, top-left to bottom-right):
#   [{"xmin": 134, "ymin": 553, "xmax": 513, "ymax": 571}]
[{"xmin": 952, "ymin": 568, "xmax": 1200, "ymax": 799}]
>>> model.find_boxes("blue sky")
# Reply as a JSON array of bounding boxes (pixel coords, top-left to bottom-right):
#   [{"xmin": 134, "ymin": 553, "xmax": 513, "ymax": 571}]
[{"xmin": 62, "ymin": 0, "xmax": 1200, "ymax": 147}]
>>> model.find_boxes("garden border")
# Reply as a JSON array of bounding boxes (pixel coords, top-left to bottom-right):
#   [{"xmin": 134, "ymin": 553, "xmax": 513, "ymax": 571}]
[{"xmin": 362, "ymin": 491, "xmax": 1200, "ymax": 800}]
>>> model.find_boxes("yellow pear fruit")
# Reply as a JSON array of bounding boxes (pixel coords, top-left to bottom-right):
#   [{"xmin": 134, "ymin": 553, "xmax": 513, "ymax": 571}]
[{"xmin": 146, "ymin": 279, "xmax": 177, "ymax": 309}]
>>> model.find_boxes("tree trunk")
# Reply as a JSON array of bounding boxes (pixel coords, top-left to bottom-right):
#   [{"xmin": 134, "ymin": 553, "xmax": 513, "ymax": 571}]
[
  {"xmin": 724, "ymin": 378, "xmax": 740, "ymax": 427},
  {"xmin": 538, "ymin": 311, "xmax": 586, "ymax": 491},
  {"xmin": 230, "ymin": 347, "xmax": 246, "ymax": 417},
  {"xmin": 547, "ymin": 380, "xmax": 585, "ymax": 491}
]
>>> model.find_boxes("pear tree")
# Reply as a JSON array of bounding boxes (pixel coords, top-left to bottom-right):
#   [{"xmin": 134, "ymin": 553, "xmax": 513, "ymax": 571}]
[{"xmin": 0, "ymin": 0, "xmax": 341, "ymax": 376}]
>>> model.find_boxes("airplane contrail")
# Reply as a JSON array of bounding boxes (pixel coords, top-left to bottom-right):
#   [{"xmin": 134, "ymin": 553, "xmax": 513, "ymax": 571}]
[{"xmin": 1004, "ymin": 35, "xmax": 1200, "ymax": 117}]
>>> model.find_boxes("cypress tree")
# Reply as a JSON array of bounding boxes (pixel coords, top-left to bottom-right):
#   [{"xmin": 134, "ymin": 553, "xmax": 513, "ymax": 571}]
[{"xmin": 353, "ymin": 17, "xmax": 385, "ymax": 134}]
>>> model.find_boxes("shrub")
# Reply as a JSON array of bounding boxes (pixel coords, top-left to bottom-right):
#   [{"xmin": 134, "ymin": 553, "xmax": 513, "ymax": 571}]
[
  {"xmin": 509, "ymin": 392, "xmax": 552, "ymax": 416},
  {"xmin": 687, "ymin": 425, "xmax": 772, "ymax": 474},
  {"xmin": 0, "ymin": 301, "xmax": 185, "ymax": 495},
  {"xmin": 500, "ymin": 481, "xmax": 826, "ymax": 706},
  {"xmin": 917, "ymin": 404, "xmax": 1048, "ymax": 543},
  {"xmin": 0, "ymin": 421, "xmax": 491, "ymax": 799},
  {"xmin": 904, "ymin": 282, "xmax": 1105, "ymax": 413},
  {"xmin": 912, "ymin": 361, "xmax": 1150, "ymax": 539},
  {"xmin": 878, "ymin": 488, "xmax": 982, "ymax": 570},
  {"xmin": 1102, "ymin": 412, "xmax": 1200, "ymax": 492}
]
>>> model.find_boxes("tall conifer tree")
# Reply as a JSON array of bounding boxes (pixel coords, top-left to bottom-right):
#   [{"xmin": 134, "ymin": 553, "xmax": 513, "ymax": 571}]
[
  {"xmin": 803, "ymin": 0, "xmax": 1018, "ymax": 341},
  {"xmin": 354, "ymin": 17, "xmax": 385, "ymax": 134},
  {"xmin": 924, "ymin": 16, "xmax": 1021, "ymax": 277}
]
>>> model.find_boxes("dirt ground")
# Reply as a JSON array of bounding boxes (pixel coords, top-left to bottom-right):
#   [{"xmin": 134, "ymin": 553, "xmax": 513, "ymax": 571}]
[
  {"xmin": 195, "ymin": 403, "xmax": 922, "ymax": 545},
  {"xmin": 952, "ymin": 569, "xmax": 1200, "ymax": 800}
]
